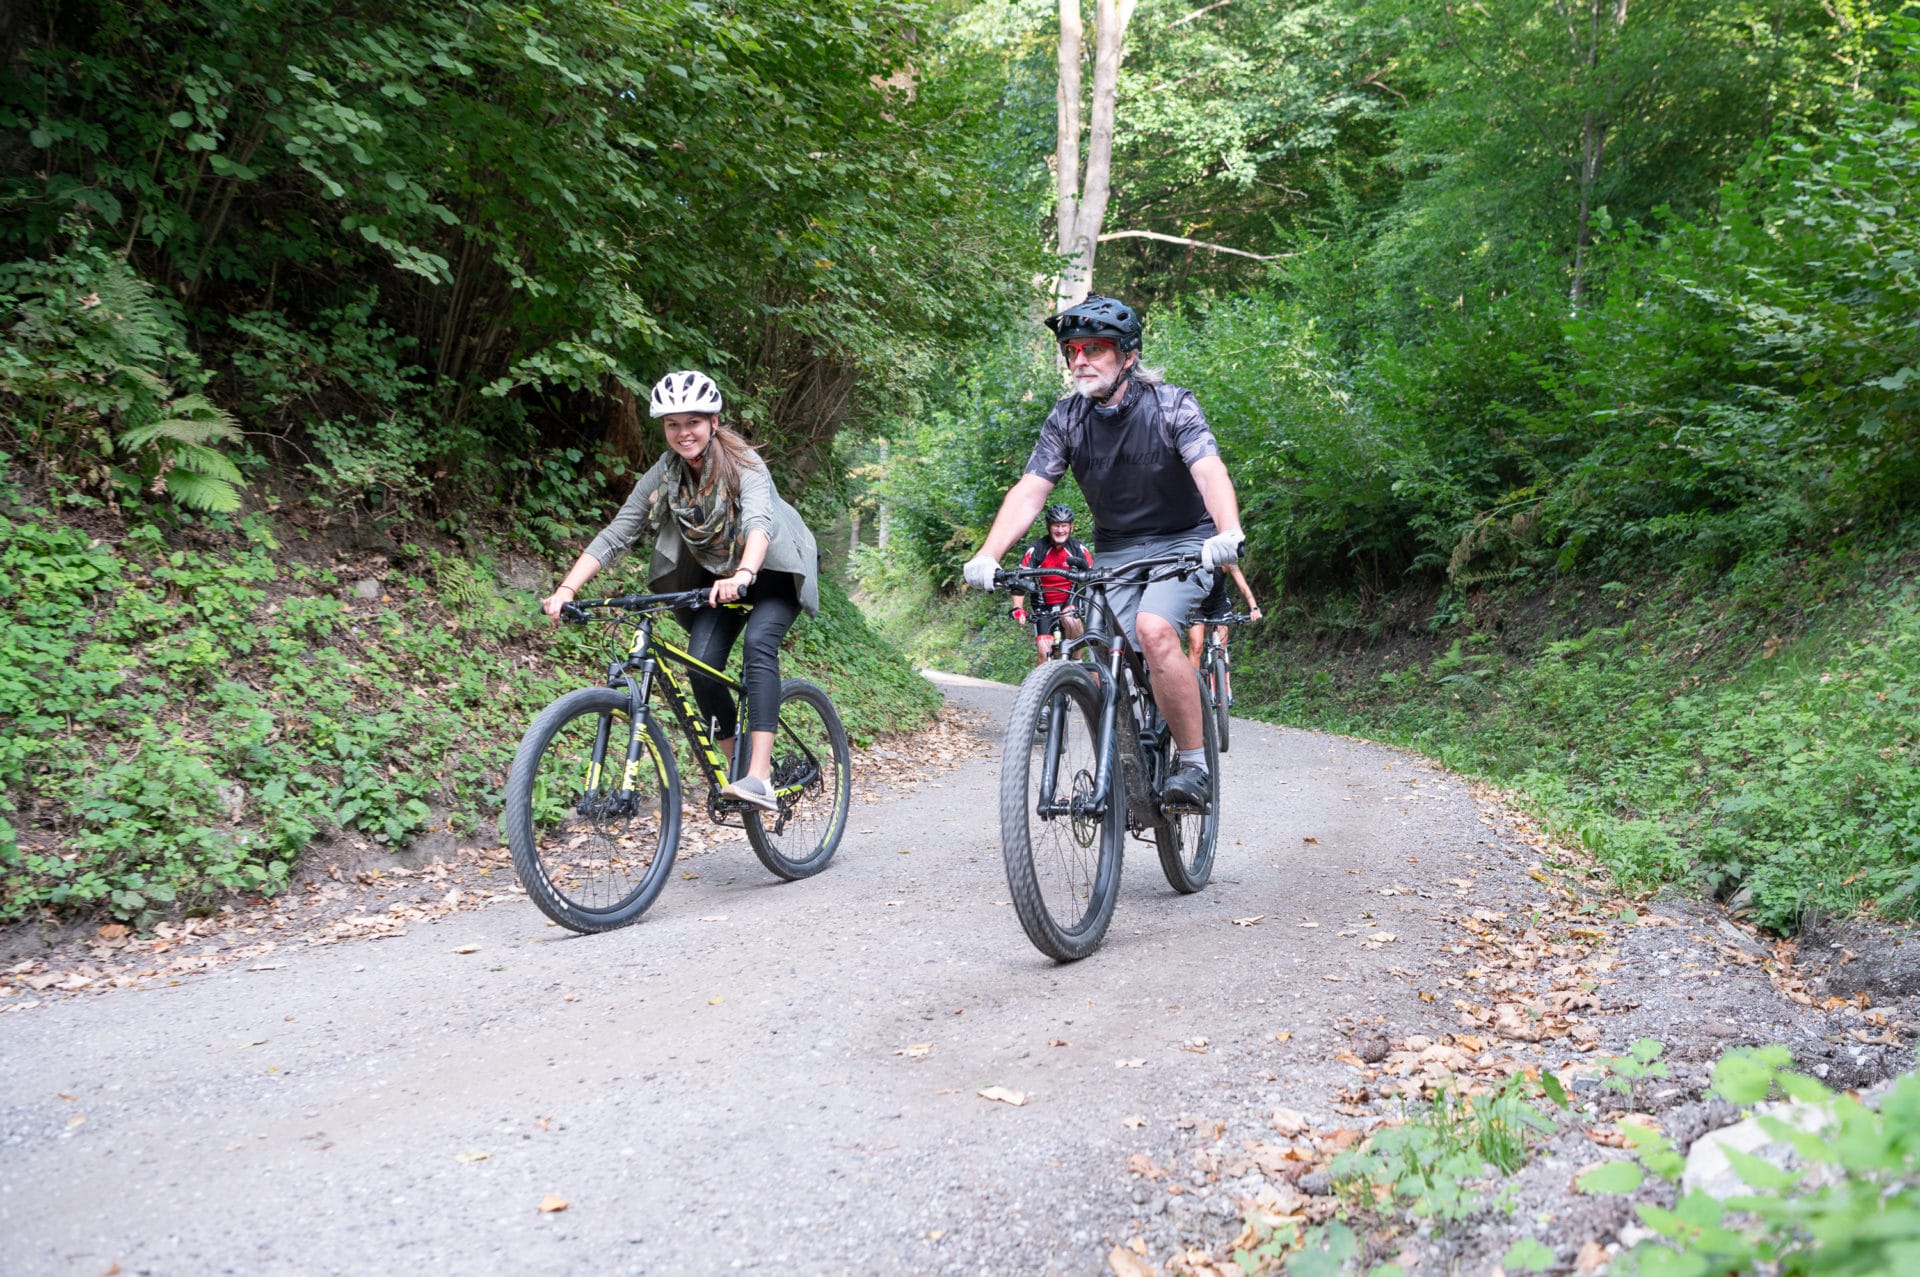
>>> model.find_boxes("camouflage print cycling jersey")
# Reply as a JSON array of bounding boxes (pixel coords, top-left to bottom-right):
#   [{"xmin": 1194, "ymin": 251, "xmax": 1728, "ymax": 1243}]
[{"xmin": 1021, "ymin": 378, "xmax": 1220, "ymax": 550}]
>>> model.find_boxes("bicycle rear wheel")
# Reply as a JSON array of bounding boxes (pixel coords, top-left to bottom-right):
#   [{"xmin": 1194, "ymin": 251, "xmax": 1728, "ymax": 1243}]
[
  {"xmin": 1156, "ymin": 667, "xmax": 1219, "ymax": 894},
  {"xmin": 1207, "ymin": 648, "xmax": 1232, "ymax": 754},
  {"xmin": 502, "ymin": 686, "xmax": 681, "ymax": 932},
  {"xmin": 743, "ymin": 678, "xmax": 851, "ymax": 880},
  {"xmin": 1000, "ymin": 661, "xmax": 1122, "ymax": 961}
]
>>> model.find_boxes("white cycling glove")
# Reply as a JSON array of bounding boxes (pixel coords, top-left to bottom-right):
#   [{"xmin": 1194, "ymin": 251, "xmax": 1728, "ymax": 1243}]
[
  {"xmin": 962, "ymin": 555, "xmax": 1001, "ymax": 592},
  {"xmin": 1200, "ymin": 531, "xmax": 1244, "ymax": 570}
]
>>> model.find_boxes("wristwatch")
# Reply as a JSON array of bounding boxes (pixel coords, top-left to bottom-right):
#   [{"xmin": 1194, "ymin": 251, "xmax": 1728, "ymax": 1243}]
[{"xmin": 736, "ymin": 568, "xmax": 757, "ymax": 584}]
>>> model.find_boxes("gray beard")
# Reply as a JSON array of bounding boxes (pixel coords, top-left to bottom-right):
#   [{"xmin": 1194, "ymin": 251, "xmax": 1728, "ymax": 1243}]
[{"xmin": 1076, "ymin": 366, "xmax": 1129, "ymax": 404}]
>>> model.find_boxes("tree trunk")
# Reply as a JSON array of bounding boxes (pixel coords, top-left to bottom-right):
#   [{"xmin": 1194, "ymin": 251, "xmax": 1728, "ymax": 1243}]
[
  {"xmin": 1054, "ymin": 0, "xmax": 1136, "ymax": 308},
  {"xmin": 1569, "ymin": 0, "xmax": 1628, "ymax": 308},
  {"xmin": 1054, "ymin": 0, "xmax": 1083, "ymax": 260}
]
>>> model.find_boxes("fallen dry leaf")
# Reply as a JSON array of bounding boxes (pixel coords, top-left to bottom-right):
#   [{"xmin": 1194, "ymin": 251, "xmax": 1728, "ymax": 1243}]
[
  {"xmin": 1366, "ymin": 932, "xmax": 1398, "ymax": 943},
  {"xmin": 896, "ymin": 1043, "xmax": 933, "ymax": 1060},
  {"xmin": 1123, "ymin": 1114, "xmax": 1146, "ymax": 1129},
  {"xmin": 1270, "ymin": 1106, "xmax": 1309, "ymax": 1135},
  {"xmin": 925, "ymin": 1229, "xmax": 947, "ymax": 1241},
  {"xmin": 455, "ymin": 1149, "xmax": 491, "ymax": 1164},
  {"xmin": 451, "ymin": 945, "xmax": 479, "ymax": 955},
  {"xmin": 1109, "ymin": 1245, "xmax": 1158, "ymax": 1277},
  {"xmin": 1048, "ymin": 1038, "xmax": 1068, "ymax": 1047},
  {"xmin": 1116, "ymin": 1058, "xmax": 1146, "ymax": 1069},
  {"xmin": 537, "ymin": 1194, "xmax": 569, "ymax": 1213},
  {"xmin": 1125, "ymin": 1152, "xmax": 1170, "ymax": 1179},
  {"xmin": 707, "ymin": 995, "xmax": 725, "ymax": 1006},
  {"xmin": 698, "ymin": 915, "xmax": 728, "ymax": 923},
  {"xmin": 1302, "ymin": 836, "xmax": 1320, "ymax": 844},
  {"xmin": 66, "ymin": 1113, "xmax": 86, "ymax": 1129},
  {"xmin": 1230, "ymin": 915, "xmax": 1264, "ymax": 927},
  {"xmin": 1274, "ymin": 1030, "xmax": 1294, "ymax": 1042},
  {"xmin": 977, "ymin": 1086, "xmax": 1027, "ymax": 1107}
]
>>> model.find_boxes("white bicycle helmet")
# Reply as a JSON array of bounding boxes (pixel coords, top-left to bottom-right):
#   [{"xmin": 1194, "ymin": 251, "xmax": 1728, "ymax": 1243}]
[{"xmin": 648, "ymin": 370, "xmax": 723, "ymax": 417}]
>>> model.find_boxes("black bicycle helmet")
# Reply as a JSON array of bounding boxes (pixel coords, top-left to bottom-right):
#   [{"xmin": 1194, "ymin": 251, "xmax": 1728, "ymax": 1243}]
[
  {"xmin": 1044, "ymin": 294, "xmax": 1143, "ymax": 352},
  {"xmin": 1043, "ymin": 503, "xmax": 1075, "ymax": 524}
]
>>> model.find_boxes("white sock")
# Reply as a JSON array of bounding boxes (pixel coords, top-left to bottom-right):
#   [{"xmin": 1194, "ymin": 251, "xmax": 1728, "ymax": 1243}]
[{"xmin": 1177, "ymin": 746, "xmax": 1207, "ymax": 773}]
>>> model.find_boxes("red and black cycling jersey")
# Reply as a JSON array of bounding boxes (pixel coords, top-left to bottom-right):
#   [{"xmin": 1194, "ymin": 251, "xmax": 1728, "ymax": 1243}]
[{"xmin": 1015, "ymin": 536, "xmax": 1093, "ymax": 609}]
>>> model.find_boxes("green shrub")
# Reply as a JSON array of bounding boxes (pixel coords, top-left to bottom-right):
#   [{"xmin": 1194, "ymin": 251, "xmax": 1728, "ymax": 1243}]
[
  {"xmin": 0, "ymin": 239, "xmax": 245, "ymax": 513},
  {"xmin": 1584, "ymin": 1047, "xmax": 1920, "ymax": 1277}
]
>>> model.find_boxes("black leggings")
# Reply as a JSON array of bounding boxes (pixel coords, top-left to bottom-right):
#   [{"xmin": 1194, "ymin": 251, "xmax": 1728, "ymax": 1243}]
[{"xmin": 684, "ymin": 571, "xmax": 801, "ymax": 739}]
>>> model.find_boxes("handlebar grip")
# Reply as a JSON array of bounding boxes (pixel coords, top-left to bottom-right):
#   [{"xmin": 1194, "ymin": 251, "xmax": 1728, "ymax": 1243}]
[{"xmin": 558, "ymin": 600, "xmax": 590, "ymax": 624}]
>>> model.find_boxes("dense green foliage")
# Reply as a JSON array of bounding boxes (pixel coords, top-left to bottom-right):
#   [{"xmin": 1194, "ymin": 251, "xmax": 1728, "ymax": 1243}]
[
  {"xmin": 2, "ymin": 0, "xmax": 1038, "ymax": 521},
  {"xmin": 1251, "ymin": 536, "xmax": 1919, "ymax": 930}
]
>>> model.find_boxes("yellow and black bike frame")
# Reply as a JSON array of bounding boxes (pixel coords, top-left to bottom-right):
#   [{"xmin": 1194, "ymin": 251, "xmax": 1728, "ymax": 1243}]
[{"xmin": 599, "ymin": 606, "xmax": 812, "ymax": 823}]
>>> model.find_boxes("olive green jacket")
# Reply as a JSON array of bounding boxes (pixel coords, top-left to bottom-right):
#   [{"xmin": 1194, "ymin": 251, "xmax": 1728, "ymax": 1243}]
[{"xmin": 583, "ymin": 450, "xmax": 820, "ymax": 616}]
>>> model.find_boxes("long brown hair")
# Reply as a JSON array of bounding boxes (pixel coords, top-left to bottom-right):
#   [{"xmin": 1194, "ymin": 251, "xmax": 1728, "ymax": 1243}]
[{"xmin": 691, "ymin": 419, "xmax": 764, "ymax": 502}]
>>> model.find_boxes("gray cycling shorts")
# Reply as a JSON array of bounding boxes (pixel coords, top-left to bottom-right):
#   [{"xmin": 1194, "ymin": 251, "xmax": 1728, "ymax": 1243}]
[{"xmin": 1088, "ymin": 533, "xmax": 1215, "ymax": 648}]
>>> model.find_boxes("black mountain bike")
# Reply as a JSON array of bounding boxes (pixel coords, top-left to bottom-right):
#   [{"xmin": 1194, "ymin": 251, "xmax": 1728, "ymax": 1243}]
[
  {"xmin": 1189, "ymin": 610, "xmax": 1253, "ymax": 754},
  {"xmin": 501, "ymin": 590, "xmax": 851, "ymax": 933},
  {"xmin": 994, "ymin": 554, "xmax": 1221, "ymax": 961}
]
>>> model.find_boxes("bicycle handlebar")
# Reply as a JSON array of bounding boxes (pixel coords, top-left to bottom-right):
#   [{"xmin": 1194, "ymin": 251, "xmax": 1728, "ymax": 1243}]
[
  {"xmin": 556, "ymin": 589, "xmax": 726, "ymax": 623},
  {"xmin": 994, "ymin": 551, "xmax": 1203, "ymax": 590}
]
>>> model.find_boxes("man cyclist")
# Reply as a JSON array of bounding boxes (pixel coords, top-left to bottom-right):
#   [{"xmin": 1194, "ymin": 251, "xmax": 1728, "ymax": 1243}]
[
  {"xmin": 963, "ymin": 294, "xmax": 1246, "ymax": 810},
  {"xmin": 1010, "ymin": 504, "xmax": 1093, "ymax": 667}
]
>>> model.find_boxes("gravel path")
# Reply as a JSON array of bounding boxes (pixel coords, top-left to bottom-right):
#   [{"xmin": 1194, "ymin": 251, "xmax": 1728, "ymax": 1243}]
[{"xmin": 3, "ymin": 675, "xmax": 1908, "ymax": 1276}]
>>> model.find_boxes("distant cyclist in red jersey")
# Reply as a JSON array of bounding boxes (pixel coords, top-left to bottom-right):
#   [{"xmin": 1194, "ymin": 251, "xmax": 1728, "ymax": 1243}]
[{"xmin": 1009, "ymin": 504, "xmax": 1092, "ymax": 666}]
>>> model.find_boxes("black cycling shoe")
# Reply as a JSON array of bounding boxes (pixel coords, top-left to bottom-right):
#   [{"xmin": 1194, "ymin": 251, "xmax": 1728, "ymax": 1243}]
[{"xmin": 1161, "ymin": 762, "xmax": 1212, "ymax": 812}]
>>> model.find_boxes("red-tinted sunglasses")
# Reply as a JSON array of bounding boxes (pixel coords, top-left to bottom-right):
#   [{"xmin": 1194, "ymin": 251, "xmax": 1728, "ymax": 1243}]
[{"xmin": 1060, "ymin": 338, "xmax": 1117, "ymax": 362}]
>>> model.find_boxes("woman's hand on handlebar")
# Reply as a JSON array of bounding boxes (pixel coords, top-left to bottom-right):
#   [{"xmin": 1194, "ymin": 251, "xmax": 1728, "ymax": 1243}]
[
  {"xmin": 709, "ymin": 569, "xmax": 754, "ymax": 608},
  {"xmin": 541, "ymin": 586, "xmax": 576, "ymax": 623}
]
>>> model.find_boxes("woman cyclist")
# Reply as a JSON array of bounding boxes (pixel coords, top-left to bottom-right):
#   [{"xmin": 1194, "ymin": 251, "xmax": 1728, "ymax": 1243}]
[
  {"xmin": 542, "ymin": 371, "xmax": 820, "ymax": 812},
  {"xmin": 1187, "ymin": 563, "xmax": 1262, "ymax": 672}
]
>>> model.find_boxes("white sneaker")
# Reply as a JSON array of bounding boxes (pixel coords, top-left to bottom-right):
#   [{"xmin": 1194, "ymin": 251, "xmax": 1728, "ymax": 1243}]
[{"xmin": 721, "ymin": 775, "xmax": 779, "ymax": 812}]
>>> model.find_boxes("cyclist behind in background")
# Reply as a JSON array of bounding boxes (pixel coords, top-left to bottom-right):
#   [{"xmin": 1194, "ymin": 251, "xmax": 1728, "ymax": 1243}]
[
  {"xmin": 1187, "ymin": 563, "xmax": 1262, "ymax": 671},
  {"xmin": 962, "ymin": 294, "xmax": 1247, "ymax": 810},
  {"xmin": 1009, "ymin": 503, "xmax": 1093, "ymax": 667}
]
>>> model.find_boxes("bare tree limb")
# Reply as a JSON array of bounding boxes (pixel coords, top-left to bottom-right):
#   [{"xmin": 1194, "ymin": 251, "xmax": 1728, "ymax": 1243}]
[
  {"xmin": 1096, "ymin": 230, "xmax": 1292, "ymax": 261},
  {"xmin": 1169, "ymin": 0, "xmax": 1231, "ymax": 28}
]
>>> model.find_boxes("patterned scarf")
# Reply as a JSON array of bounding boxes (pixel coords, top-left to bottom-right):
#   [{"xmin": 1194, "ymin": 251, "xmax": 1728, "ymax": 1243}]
[{"xmin": 648, "ymin": 452, "xmax": 744, "ymax": 578}]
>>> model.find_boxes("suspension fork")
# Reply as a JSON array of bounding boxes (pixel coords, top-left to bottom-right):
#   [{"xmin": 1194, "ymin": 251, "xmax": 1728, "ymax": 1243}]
[
  {"xmin": 1086, "ymin": 641, "xmax": 1125, "ymax": 813},
  {"xmin": 607, "ymin": 663, "xmax": 656, "ymax": 798}
]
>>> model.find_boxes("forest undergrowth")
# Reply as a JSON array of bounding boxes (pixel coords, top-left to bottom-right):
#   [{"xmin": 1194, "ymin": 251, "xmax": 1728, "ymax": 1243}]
[{"xmin": 0, "ymin": 465, "xmax": 937, "ymax": 924}]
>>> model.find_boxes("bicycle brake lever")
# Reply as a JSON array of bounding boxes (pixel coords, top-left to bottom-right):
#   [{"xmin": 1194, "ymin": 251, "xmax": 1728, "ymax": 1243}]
[{"xmin": 558, "ymin": 601, "xmax": 591, "ymax": 623}]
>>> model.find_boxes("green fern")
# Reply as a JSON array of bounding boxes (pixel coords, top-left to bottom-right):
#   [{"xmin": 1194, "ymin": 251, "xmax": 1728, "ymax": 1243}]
[
  {"xmin": 116, "ymin": 393, "xmax": 246, "ymax": 512},
  {"xmin": 430, "ymin": 552, "xmax": 493, "ymax": 613}
]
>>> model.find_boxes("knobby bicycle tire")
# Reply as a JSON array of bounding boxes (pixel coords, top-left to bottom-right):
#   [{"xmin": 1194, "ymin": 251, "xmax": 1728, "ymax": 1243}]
[
  {"xmin": 502, "ymin": 686, "xmax": 682, "ymax": 933},
  {"xmin": 1207, "ymin": 649, "xmax": 1232, "ymax": 754},
  {"xmin": 1155, "ymin": 666, "xmax": 1219, "ymax": 894},
  {"xmin": 743, "ymin": 678, "xmax": 851, "ymax": 880},
  {"xmin": 999, "ymin": 660, "xmax": 1122, "ymax": 961}
]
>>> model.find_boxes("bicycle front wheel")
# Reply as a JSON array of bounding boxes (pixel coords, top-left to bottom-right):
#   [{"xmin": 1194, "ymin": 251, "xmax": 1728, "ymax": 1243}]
[
  {"xmin": 1207, "ymin": 649, "xmax": 1232, "ymax": 754},
  {"xmin": 743, "ymin": 678, "xmax": 851, "ymax": 880},
  {"xmin": 1000, "ymin": 660, "xmax": 1122, "ymax": 961},
  {"xmin": 502, "ymin": 687, "xmax": 681, "ymax": 933},
  {"xmin": 1156, "ymin": 666, "xmax": 1219, "ymax": 894}
]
